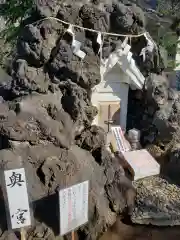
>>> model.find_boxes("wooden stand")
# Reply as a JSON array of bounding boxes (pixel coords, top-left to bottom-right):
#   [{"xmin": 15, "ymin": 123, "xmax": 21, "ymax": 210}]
[
  {"xmin": 20, "ymin": 228, "xmax": 26, "ymax": 240},
  {"xmin": 72, "ymin": 231, "xmax": 75, "ymax": 240}
]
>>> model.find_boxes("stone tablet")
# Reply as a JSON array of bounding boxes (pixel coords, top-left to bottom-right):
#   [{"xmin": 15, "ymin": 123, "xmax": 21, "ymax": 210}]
[
  {"xmin": 122, "ymin": 149, "xmax": 160, "ymax": 181},
  {"xmin": 59, "ymin": 181, "xmax": 89, "ymax": 236},
  {"xmin": 4, "ymin": 168, "xmax": 31, "ymax": 229}
]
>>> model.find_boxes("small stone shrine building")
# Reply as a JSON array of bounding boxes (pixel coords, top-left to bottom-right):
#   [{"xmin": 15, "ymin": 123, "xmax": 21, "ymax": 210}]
[{"xmin": 91, "ymin": 38, "xmax": 145, "ymax": 133}]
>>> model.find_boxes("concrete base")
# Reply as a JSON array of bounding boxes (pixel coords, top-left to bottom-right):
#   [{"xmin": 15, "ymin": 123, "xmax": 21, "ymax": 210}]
[{"xmin": 122, "ymin": 149, "xmax": 160, "ymax": 181}]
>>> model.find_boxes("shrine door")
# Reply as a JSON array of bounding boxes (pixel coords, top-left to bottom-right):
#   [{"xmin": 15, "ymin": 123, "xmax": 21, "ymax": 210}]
[{"xmin": 98, "ymin": 101, "xmax": 120, "ymax": 133}]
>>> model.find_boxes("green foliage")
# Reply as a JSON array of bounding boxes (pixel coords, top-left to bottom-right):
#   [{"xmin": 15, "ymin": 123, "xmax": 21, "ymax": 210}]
[
  {"xmin": 162, "ymin": 33, "xmax": 178, "ymax": 69},
  {"xmin": 0, "ymin": 25, "xmax": 20, "ymax": 42},
  {"xmin": 0, "ymin": 0, "xmax": 35, "ymax": 68},
  {"xmin": 1, "ymin": 0, "xmax": 34, "ymax": 23},
  {"xmin": 159, "ymin": 32, "xmax": 177, "ymax": 55},
  {"xmin": 0, "ymin": 0, "xmax": 34, "ymax": 41},
  {"xmin": 155, "ymin": 0, "xmax": 180, "ymax": 69},
  {"xmin": 157, "ymin": 0, "xmax": 180, "ymax": 17},
  {"xmin": 155, "ymin": 25, "xmax": 178, "ymax": 70}
]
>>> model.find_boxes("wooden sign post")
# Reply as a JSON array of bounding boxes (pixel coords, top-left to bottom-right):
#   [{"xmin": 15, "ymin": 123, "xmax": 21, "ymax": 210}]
[
  {"xmin": 72, "ymin": 231, "xmax": 75, "ymax": 240},
  {"xmin": 20, "ymin": 228, "xmax": 26, "ymax": 240},
  {"xmin": 4, "ymin": 168, "xmax": 31, "ymax": 239},
  {"xmin": 59, "ymin": 181, "xmax": 89, "ymax": 238}
]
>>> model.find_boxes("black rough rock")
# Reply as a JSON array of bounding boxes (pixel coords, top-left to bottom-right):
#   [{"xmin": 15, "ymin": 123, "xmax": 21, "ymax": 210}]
[
  {"xmin": 1, "ymin": 0, "xmax": 179, "ymax": 238},
  {"xmin": 127, "ymin": 73, "xmax": 180, "ymax": 146},
  {"xmin": 0, "ymin": 0, "xmax": 147, "ymax": 239}
]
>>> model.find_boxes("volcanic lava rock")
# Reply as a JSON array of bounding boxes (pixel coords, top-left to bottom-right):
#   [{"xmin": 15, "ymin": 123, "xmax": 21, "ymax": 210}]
[
  {"xmin": 11, "ymin": 59, "xmax": 50, "ymax": 97},
  {"xmin": 131, "ymin": 176, "xmax": 180, "ymax": 226},
  {"xmin": 127, "ymin": 73, "xmax": 180, "ymax": 145},
  {"xmin": 0, "ymin": 90, "xmax": 134, "ymax": 239},
  {"xmin": 76, "ymin": 126, "xmax": 136, "ymax": 215},
  {"xmin": 110, "ymin": 2, "xmax": 145, "ymax": 34},
  {"xmin": 60, "ymin": 80, "xmax": 97, "ymax": 126},
  {"xmin": 16, "ymin": 24, "xmax": 44, "ymax": 67},
  {"xmin": 165, "ymin": 143, "xmax": 180, "ymax": 185},
  {"xmin": 36, "ymin": 0, "xmax": 60, "ymax": 17},
  {"xmin": 128, "ymin": 74, "xmax": 180, "ymax": 225},
  {"xmin": 0, "ymin": 0, "xmax": 177, "ymax": 238},
  {"xmin": 148, "ymin": 74, "xmax": 180, "ymax": 142},
  {"xmin": 16, "ymin": 21, "xmax": 63, "ymax": 67},
  {"xmin": 75, "ymin": 125, "xmax": 106, "ymax": 152},
  {"xmin": 0, "ymin": 140, "xmax": 116, "ymax": 239}
]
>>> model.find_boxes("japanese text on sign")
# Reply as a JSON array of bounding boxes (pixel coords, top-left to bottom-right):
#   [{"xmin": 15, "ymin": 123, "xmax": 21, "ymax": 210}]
[
  {"xmin": 59, "ymin": 181, "xmax": 89, "ymax": 236},
  {"xmin": 4, "ymin": 168, "xmax": 31, "ymax": 229}
]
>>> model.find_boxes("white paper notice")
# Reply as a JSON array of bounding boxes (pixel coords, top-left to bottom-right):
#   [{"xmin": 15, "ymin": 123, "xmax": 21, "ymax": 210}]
[
  {"xmin": 97, "ymin": 32, "xmax": 102, "ymax": 45},
  {"xmin": 59, "ymin": 181, "xmax": 89, "ymax": 236},
  {"xmin": 4, "ymin": 168, "xmax": 31, "ymax": 229}
]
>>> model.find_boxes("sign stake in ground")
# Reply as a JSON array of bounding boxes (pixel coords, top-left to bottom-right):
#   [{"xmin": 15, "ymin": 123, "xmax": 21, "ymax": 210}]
[
  {"xmin": 4, "ymin": 168, "xmax": 31, "ymax": 239},
  {"xmin": 20, "ymin": 228, "xmax": 26, "ymax": 240},
  {"xmin": 72, "ymin": 231, "xmax": 75, "ymax": 240},
  {"xmin": 59, "ymin": 181, "xmax": 89, "ymax": 237}
]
